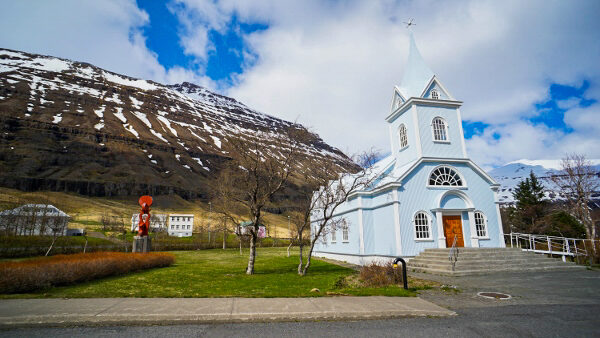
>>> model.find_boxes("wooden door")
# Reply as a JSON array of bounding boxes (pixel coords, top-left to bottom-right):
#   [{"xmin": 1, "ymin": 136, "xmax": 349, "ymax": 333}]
[{"xmin": 443, "ymin": 215, "xmax": 464, "ymax": 248}]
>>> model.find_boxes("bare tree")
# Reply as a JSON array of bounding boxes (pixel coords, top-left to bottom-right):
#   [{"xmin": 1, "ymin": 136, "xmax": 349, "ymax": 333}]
[
  {"xmin": 45, "ymin": 213, "xmax": 70, "ymax": 256},
  {"xmin": 297, "ymin": 152, "xmax": 378, "ymax": 276},
  {"xmin": 211, "ymin": 130, "xmax": 304, "ymax": 275},
  {"xmin": 550, "ymin": 153, "xmax": 600, "ymax": 254}
]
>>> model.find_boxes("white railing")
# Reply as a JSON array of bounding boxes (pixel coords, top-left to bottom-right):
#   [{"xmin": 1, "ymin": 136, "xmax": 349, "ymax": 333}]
[{"xmin": 506, "ymin": 232, "xmax": 596, "ymax": 262}]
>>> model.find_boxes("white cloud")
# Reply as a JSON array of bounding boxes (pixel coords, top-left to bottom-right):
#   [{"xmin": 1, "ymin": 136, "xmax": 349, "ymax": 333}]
[
  {"xmin": 1, "ymin": 0, "xmax": 599, "ymax": 168},
  {"xmin": 176, "ymin": 0, "xmax": 600, "ymax": 165},
  {"xmin": 0, "ymin": 0, "xmax": 213, "ymax": 87},
  {"xmin": 556, "ymin": 97, "xmax": 581, "ymax": 110},
  {"xmin": 167, "ymin": 0, "xmax": 230, "ymax": 62},
  {"xmin": 466, "ymin": 102, "xmax": 600, "ymax": 168}
]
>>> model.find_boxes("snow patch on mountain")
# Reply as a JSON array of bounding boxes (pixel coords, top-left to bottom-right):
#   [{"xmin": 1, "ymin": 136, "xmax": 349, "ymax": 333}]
[{"xmin": 490, "ymin": 159, "xmax": 600, "ymax": 205}]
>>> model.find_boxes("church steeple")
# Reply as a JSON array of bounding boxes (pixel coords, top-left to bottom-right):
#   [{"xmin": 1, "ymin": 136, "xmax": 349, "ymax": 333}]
[
  {"xmin": 398, "ymin": 31, "xmax": 434, "ymax": 99},
  {"xmin": 387, "ymin": 28, "xmax": 467, "ymax": 166}
]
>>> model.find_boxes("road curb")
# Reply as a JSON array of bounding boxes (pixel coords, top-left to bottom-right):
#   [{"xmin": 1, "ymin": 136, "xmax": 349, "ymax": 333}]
[{"xmin": 0, "ymin": 297, "xmax": 455, "ymax": 327}]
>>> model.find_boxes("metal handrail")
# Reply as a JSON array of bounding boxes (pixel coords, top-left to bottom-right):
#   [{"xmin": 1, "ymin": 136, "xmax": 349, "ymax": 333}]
[
  {"xmin": 448, "ymin": 235, "xmax": 459, "ymax": 271},
  {"xmin": 505, "ymin": 232, "xmax": 596, "ymax": 262},
  {"xmin": 393, "ymin": 257, "xmax": 408, "ymax": 290}
]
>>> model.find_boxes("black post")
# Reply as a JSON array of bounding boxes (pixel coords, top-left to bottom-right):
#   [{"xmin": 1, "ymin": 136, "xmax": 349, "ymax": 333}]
[{"xmin": 393, "ymin": 257, "xmax": 408, "ymax": 290}]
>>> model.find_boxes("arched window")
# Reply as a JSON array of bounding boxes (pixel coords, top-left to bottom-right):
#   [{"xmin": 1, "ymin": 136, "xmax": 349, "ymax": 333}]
[
  {"xmin": 431, "ymin": 89, "xmax": 439, "ymax": 100},
  {"xmin": 414, "ymin": 211, "xmax": 431, "ymax": 239},
  {"xmin": 474, "ymin": 211, "xmax": 487, "ymax": 237},
  {"xmin": 429, "ymin": 166, "xmax": 463, "ymax": 186},
  {"xmin": 398, "ymin": 124, "xmax": 408, "ymax": 149},
  {"xmin": 432, "ymin": 117, "xmax": 448, "ymax": 141}
]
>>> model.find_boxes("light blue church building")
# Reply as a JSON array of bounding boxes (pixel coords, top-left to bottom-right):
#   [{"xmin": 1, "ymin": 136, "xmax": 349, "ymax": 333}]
[{"xmin": 313, "ymin": 34, "xmax": 505, "ymax": 265}]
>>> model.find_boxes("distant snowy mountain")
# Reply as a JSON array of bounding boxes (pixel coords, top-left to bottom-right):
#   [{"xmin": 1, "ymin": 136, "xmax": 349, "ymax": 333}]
[
  {"xmin": 0, "ymin": 48, "xmax": 355, "ymax": 198},
  {"xmin": 489, "ymin": 159, "xmax": 600, "ymax": 205}
]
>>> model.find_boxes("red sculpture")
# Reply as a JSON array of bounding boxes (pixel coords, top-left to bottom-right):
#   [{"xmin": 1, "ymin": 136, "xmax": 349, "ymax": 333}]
[{"xmin": 138, "ymin": 195, "xmax": 152, "ymax": 237}]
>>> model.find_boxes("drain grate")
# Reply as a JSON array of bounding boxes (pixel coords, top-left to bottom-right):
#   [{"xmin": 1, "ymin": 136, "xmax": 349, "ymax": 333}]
[{"xmin": 477, "ymin": 292, "xmax": 511, "ymax": 300}]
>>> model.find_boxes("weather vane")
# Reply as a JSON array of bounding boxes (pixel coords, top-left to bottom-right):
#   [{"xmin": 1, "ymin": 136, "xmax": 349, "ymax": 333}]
[{"xmin": 403, "ymin": 18, "xmax": 416, "ymax": 29}]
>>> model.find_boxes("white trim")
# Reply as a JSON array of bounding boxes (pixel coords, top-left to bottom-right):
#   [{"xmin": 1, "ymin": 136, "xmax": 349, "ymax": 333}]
[
  {"xmin": 388, "ymin": 123, "xmax": 395, "ymax": 154},
  {"xmin": 357, "ymin": 196, "xmax": 365, "ymax": 254},
  {"xmin": 427, "ymin": 186, "xmax": 468, "ymax": 190},
  {"xmin": 419, "ymin": 75, "xmax": 455, "ymax": 101},
  {"xmin": 439, "ymin": 212, "xmax": 468, "ymax": 248},
  {"xmin": 421, "ymin": 75, "xmax": 455, "ymax": 101},
  {"xmin": 310, "ymin": 200, "xmax": 401, "ymax": 222},
  {"xmin": 398, "ymin": 123, "xmax": 408, "ymax": 150},
  {"xmin": 468, "ymin": 210, "xmax": 479, "ymax": 247},
  {"xmin": 386, "ymin": 97, "xmax": 463, "ymax": 123},
  {"xmin": 313, "ymin": 251, "xmax": 408, "ymax": 266},
  {"xmin": 411, "ymin": 105, "xmax": 422, "ymax": 157},
  {"xmin": 495, "ymin": 190, "xmax": 506, "ymax": 247},
  {"xmin": 435, "ymin": 211, "xmax": 445, "ymax": 248},
  {"xmin": 346, "ymin": 158, "xmax": 498, "ymax": 199},
  {"xmin": 456, "ymin": 108, "xmax": 468, "ymax": 158},
  {"xmin": 413, "ymin": 210, "xmax": 433, "ymax": 241},
  {"xmin": 389, "ymin": 87, "xmax": 407, "ymax": 116},
  {"xmin": 435, "ymin": 189, "xmax": 474, "ymax": 209},
  {"xmin": 473, "ymin": 210, "xmax": 489, "ymax": 239},
  {"xmin": 431, "ymin": 116, "xmax": 449, "ymax": 142},
  {"xmin": 428, "ymin": 164, "xmax": 467, "ymax": 188},
  {"xmin": 392, "ymin": 189, "xmax": 402, "ymax": 256}
]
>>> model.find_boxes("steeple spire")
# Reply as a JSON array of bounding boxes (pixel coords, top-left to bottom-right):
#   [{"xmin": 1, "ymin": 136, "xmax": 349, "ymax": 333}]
[{"xmin": 398, "ymin": 31, "xmax": 434, "ymax": 99}]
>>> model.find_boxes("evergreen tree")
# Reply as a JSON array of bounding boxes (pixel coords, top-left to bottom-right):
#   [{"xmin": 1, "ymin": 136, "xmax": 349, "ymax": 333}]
[{"xmin": 511, "ymin": 171, "xmax": 547, "ymax": 233}]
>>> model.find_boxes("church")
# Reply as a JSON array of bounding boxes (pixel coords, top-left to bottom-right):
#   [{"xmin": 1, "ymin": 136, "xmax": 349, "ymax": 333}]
[{"xmin": 313, "ymin": 32, "xmax": 505, "ymax": 265}]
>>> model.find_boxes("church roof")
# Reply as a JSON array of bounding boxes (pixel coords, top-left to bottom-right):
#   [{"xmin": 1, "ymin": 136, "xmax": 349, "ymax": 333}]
[{"xmin": 397, "ymin": 32, "xmax": 434, "ymax": 99}]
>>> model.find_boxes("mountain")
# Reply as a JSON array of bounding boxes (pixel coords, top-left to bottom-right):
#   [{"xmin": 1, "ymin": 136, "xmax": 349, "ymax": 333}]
[
  {"xmin": 0, "ymin": 48, "xmax": 355, "ymax": 199},
  {"xmin": 489, "ymin": 159, "xmax": 600, "ymax": 205}
]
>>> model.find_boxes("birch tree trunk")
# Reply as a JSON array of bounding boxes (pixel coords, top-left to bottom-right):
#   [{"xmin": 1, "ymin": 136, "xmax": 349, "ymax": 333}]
[{"xmin": 246, "ymin": 232, "xmax": 257, "ymax": 274}]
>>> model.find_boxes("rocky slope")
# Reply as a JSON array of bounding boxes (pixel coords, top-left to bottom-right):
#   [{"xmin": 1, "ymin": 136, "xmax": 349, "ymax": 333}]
[{"xmin": 0, "ymin": 48, "xmax": 355, "ymax": 199}]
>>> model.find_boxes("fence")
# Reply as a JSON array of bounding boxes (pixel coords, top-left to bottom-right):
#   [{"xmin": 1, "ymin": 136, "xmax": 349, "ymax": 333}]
[{"xmin": 505, "ymin": 232, "xmax": 599, "ymax": 263}]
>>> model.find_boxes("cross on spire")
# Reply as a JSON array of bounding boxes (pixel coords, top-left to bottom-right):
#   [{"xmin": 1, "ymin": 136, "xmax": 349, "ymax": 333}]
[{"xmin": 403, "ymin": 18, "xmax": 416, "ymax": 29}]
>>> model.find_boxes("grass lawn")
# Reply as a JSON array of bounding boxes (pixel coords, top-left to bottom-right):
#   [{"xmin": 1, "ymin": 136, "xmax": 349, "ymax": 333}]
[{"xmin": 1, "ymin": 248, "xmax": 431, "ymax": 298}]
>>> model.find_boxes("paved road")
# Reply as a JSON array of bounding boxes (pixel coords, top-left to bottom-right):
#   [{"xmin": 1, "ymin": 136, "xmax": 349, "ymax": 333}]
[{"xmin": 1, "ymin": 269, "xmax": 599, "ymax": 337}]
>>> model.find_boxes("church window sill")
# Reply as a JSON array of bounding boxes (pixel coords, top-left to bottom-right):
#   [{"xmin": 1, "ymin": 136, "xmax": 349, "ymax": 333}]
[
  {"xmin": 426, "ymin": 185, "xmax": 468, "ymax": 190},
  {"xmin": 414, "ymin": 238, "xmax": 434, "ymax": 242},
  {"xmin": 433, "ymin": 140, "xmax": 451, "ymax": 144}
]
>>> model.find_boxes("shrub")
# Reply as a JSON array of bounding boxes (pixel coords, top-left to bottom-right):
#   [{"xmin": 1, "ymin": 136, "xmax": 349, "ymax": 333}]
[
  {"xmin": 359, "ymin": 261, "xmax": 404, "ymax": 287},
  {"xmin": 0, "ymin": 252, "xmax": 175, "ymax": 293}
]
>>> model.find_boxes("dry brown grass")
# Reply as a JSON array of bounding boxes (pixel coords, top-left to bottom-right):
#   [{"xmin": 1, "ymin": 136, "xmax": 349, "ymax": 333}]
[
  {"xmin": 359, "ymin": 262, "xmax": 404, "ymax": 287},
  {"xmin": 0, "ymin": 252, "xmax": 175, "ymax": 293}
]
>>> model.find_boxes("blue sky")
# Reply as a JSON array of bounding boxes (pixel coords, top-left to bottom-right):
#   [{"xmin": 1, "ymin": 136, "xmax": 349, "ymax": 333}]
[
  {"xmin": 1, "ymin": 0, "xmax": 599, "ymax": 168},
  {"xmin": 137, "ymin": 0, "xmax": 267, "ymax": 86}
]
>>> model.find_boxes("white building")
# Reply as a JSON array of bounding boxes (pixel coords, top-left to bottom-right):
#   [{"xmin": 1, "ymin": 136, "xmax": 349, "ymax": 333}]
[
  {"xmin": 131, "ymin": 213, "xmax": 168, "ymax": 232},
  {"xmin": 168, "ymin": 214, "xmax": 194, "ymax": 237},
  {"xmin": 0, "ymin": 204, "xmax": 70, "ymax": 236}
]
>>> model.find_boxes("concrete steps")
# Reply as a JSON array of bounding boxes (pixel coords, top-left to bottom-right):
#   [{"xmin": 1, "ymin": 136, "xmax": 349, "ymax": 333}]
[{"xmin": 407, "ymin": 247, "xmax": 584, "ymax": 276}]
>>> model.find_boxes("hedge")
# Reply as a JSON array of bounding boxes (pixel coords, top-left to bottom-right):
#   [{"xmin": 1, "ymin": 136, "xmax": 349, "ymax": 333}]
[{"xmin": 0, "ymin": 252, "xmax": 175, "ymax": 293}]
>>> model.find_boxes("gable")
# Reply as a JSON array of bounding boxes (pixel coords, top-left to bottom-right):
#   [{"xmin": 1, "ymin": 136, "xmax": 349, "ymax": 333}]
[
  {"xmin": 390, "ymin": 87, "xmax": 406, "ymax": 112},
  {"xmin": 398, "ymin": 159, "xmax": 498, "ymax": 188},
  {"xmin": 421, "ymin": 76, "xmax": 453, "ymax": 100}
]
